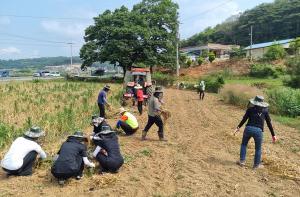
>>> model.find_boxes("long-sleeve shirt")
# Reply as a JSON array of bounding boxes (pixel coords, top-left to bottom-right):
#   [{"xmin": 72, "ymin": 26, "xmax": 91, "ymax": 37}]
[
  {"xmin": 148, "ymin": 96, "xmax": 161, "ymax": 117},
  {"xmin": 1, "ymin": 137, "xmax": 47, "ymax": 170},
  {"xmin": 97, "ymin": 90, "xmax": 107, "ymax": 105},
  {"xmin": 238, "ymin": 107, "xmax": 275, "ymax": 136}
]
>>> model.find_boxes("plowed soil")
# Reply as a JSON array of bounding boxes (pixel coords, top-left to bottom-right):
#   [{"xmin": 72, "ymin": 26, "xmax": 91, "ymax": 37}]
[{"xmin": 1, "ymin": 89, "xmax": 300, "ymax": 197}]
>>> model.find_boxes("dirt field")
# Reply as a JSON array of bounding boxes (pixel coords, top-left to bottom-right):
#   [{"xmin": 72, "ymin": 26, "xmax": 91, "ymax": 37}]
[{"xmin": 1, "ymin": 89, "xmax": 300, "ymax": 197}]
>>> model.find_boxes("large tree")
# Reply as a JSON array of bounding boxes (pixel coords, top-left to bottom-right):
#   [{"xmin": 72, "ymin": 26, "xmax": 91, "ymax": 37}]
[{"xmin": 80, "ymin": 0, "xmax": 179, "ymax": 73}]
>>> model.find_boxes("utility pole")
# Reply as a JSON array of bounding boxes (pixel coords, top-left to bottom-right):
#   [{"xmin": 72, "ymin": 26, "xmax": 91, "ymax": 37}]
[
  {"xmin": 67, "ymin": 42, "xmax": 73, "ymax": 67},
  {"xmin": 176, "ymin": 24, "xmax": 180, "ymax": 77},
  {"xmin": 250, "ymin": 25, "xmax": 253, "ymax": 62}
]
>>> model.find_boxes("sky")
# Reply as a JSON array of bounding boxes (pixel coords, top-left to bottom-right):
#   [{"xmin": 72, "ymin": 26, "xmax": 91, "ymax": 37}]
[{"xmin": 0, "ymin": 0, "xmax": 274, "ymax": 60}]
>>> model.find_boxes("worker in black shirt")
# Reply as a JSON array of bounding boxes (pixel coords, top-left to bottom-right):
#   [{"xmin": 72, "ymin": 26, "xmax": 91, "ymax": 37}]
[{"xmin": 234, "ymin": 96, "xmax": 277, "ymax": 169}]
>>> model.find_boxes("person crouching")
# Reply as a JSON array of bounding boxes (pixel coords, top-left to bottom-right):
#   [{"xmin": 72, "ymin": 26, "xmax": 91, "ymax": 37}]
[
  {"xmin": 51, "ymin": 131, "xmax": 95, "ymax": 185},
  {"xmin": 116, "ymin": 107, "xmax": 139, "ymax": 135},
  {"xmin": 1, "ymin": 126, "xmax": 47, "ymax": 176},
  {"xmin": 90, "ymin": 128, "xmax": 124, "ymax": 174}
]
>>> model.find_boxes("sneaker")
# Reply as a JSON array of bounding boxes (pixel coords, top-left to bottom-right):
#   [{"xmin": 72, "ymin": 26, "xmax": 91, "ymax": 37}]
[
  {"xmin": 236, "ymin": 160, "xmax": 246, "ymax": 167},
  {"xmin": 76, "ymin": 175, "xmax": 83, "ymax": 180},
  {"xmin": 253, "ymin": 164, "xmax": 264, "ymax": 169},
  {"xmin": 58, "ymin": 179, "xmax": 65, "ymax": 186},
  {"xmin": 159, "ymin": 137, "xmax": 168, "ymax": 142}
]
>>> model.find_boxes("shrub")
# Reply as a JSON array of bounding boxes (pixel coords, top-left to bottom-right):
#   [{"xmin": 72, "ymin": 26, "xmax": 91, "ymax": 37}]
[
  {"xmin": 208, "ymin": 52, "xmax": 216, "ymax": 63},
  {"xmin": 267, "ymin": 88, "xmax": 300, "ymax": 117},
  {"xmin": 201, "ymin": 49, "xmax": 209, "ymax": 58},
  {"xmin": 249, "ymin": 64, "xmax": 279, "ymax": 78},
  {"xmin": 186, "ymin": 59, "xmax": 192, "ymax": 67},
  {"xmin": 285, "ymin": 57, "xmax": 300, "ymax": 88},
  {"xmin": 200, "ymin": 75, "xmax": 225, "ymax": 93},
  {"xmin": 197, "ymin": 57, "xmax": 204, "ymax": 65},
  {"xmin": 152, "ymin": 72, "xmax": 175, "ymax": 87},
  {"xmin": 230, "ymin": 47, "xmax": 246, "ymax": 59},
  {"xmin": 220, "ymin": 84, "xmax": 263, "ymax": 108},
  {"xmin": 263, "ymin": 44, "xmax": 286, "ymax": 61}
]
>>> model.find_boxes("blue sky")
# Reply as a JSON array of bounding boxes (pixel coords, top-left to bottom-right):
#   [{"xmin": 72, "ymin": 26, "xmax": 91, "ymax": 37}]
[{"xmin": 0, "ymin": 0, "xmax": 273, "ymax": 60}]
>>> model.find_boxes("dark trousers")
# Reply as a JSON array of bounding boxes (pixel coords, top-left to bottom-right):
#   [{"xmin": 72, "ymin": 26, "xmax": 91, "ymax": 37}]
[
  {"xmin": 119, "ymin": 121, "xmax": 137, "ymax": 135},
  {"xmin": 199, "ymin": 90, "xmax": 205, "ymax": 100},
  {"xmin": 143, "ymin": 115, "xmax": 164, "ymax": 135},
  {"xmin": 51, "ymin": 161, "xmax": 84, "ymax": 180},
  {"xmin": 98, "ymin": 103, "xmax": 105, "ymax": 118},
  {"xmin": 96, "ymin": 153, "xmax": 124, "ymax": 173},
  {"xmin": 137, "ymin": 101, "xmax": 143, "ymax": 115},
  {"xmin": 3, "ymin": 151, "xmax": 37, "ymax": 176}
]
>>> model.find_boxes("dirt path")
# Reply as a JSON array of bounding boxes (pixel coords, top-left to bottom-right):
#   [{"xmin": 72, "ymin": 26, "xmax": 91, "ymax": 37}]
[{"xmin": 0, "ymin": 89, "xmax": 300, "ymax": 197}]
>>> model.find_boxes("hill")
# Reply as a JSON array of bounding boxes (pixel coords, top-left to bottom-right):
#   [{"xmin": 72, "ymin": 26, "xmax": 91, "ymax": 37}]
[
  {"xmin": 181, "ymin": 0, "xmax": 300, "ymax": 47},
  {"xmin": 0, "ymin": 56, "xmax": 82, "ymax": 69}
]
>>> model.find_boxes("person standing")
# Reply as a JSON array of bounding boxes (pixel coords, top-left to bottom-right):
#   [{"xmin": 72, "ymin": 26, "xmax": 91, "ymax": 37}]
[
  {"xmin": 199, "ymin": 80, "xmax": 205, "ymax": 100},
  {"xmin": 51, "ymin": 131, "xmax": 95, "ymax": 185},
  {"xmin": 1, "ymin": 126, "xmax": 47, "ymax": 176},
  {"xmin": 116, "ymin": 108, "xmax": 139, "ymax": 135},
  {"xmin": 142, "ymin": 88, "xmax": 166, "ymax": 141},
  {"xmin": 234, "ymin": 96, "xmax": 277, "ymax": 169},
  {"xmin": 97, "ymin": 85, "xmax": 111, "ymax": 118},
  {"xmin": 135, "ymin": 84, "xmax": 144, "ymax": 115}
]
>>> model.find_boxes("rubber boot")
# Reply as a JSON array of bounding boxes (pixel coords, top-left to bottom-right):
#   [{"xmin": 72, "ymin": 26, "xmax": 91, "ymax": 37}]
[
  {"xmin": 141, "ymin": 131, "xmax": 147, "ymax": 141},
  {"xmin": 158, "ymin": 132, "xmax": 167, "ymax": 141}
]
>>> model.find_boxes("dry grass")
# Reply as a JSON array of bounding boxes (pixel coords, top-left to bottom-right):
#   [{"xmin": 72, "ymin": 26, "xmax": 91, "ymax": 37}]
[
  {"xmin": 0, "ymin": 80, "xmax": 122, "ymax": 154},
  {"xmin": 220, "ymin": 84, "xmax": 264, "ymax": 108}
]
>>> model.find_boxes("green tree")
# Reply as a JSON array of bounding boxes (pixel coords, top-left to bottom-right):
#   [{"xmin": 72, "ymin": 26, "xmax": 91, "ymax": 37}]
[
  {"xmin": 197, "ymin": 57, "xmax": 204, "ymax": 65},
  {"xmin": 80, "ymin": 0, "xmax": 179, "ymax": 73},
  {"xmin": 263, "ymin": 44, "xmax": 286, "ymax": 61},
  {"xmin": 290, "ymin": 37, "xmax": 300, "ymax": 55}
]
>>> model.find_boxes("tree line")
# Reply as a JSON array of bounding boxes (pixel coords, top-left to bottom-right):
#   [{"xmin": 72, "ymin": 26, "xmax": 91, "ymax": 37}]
[{"xmin": 181, "ymin": 0, "xmax": 300, "ymax": 48}]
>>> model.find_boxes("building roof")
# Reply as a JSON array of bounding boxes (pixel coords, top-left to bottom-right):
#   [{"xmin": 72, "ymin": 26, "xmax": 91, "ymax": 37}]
[
  {"xmin": 180, "ymin": 43, "xmax": 239, "ymax": 53},
  {"xmin": 244, "ymin": 39, "xmax": 293, "ymax": 50}
]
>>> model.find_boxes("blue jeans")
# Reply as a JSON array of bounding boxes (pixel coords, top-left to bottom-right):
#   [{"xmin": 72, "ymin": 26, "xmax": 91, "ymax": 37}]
[{"xmin": 240, "ymin": 126, "xmax": 263, "ymax": 166}]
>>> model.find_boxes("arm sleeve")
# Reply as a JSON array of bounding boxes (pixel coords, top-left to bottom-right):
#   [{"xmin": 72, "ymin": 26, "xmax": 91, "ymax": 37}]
[
  {"xmin": 121, "ymin": 115, "xmax": 128, "ymax": 121},
  {"xmin": 92, "ymin": 146, "xmax": 102, "ymax": 158},
  {"xmin": 80, "ymin": 146, "xmax": 88, "ymax": 158},
  {"xmin": 154, "ymin": 99, "xmax": 161, "ymax": 112},
  {"xmin": 265, "ymin": 111, "xmax": 275, "ymax": 136},
  {"xmin": 238, "ymin": 109, "xmax": 249, "ymax": 128},
  {"xmin": 83, "ymin": 157, "xmax": 94, "ymax": 167},
  {"xmin": 35, "ymin": 144, "xmax": 47, "ymax": 159}
]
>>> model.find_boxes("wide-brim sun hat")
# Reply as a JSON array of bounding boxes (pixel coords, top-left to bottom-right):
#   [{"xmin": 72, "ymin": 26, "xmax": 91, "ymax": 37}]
[
  {"xmin": 24, "ymin": 126, "xmax": 45, "ymax": 138},
  {"xmin": 68, "ymin": 131, "xmax": 88, "ymax": 142},
  {"xmin": 104, "ymin": 84, "xmax": 111, "ymax": 90},
  {"xmin": 134, "ymin": 84, "xmax": 143, "ymax": 89},
  {"xmin": 154, "ymin": 86, "xmax": 163, "ymax": 93},
  {"xmin": 119, "ymin": 107, "xmax": 127, "ymax": 114},
  {"xmin": 249, "ymin": 95, "xmax": 269, "ymax": 108},
  {"xmin": 99, "ymin": 126, "xmax": 115, "ymax": 135}
]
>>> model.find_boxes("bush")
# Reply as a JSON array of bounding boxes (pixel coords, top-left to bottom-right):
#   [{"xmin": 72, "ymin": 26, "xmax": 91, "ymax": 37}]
[
  {"xmin": 267, "ymin": 88, "xmax": 300, "ymax": 117},
  {"xmin": 263, "ymin": 44, "xmax": 286, "ymax": 61},
  {"xmin": 186, "ymin": 59, "xmax": 192, "ymax": 67},
  {"xmin": 230, "ymin": 47, "xmax": 246, "ymax": 59},
  {"xmin": 200, "ymin": 75, "xmax": 225, "ymax": 93},
  {"xmin": 201, "ymin": 49, "xmax": 209, "ymax": 58},
  {"xmin": 285, "ymin": 57, "xmax": 300, "ymax": 88},
  {"xmin": 220, "ymin": 84, "xmax": 264, "ymax": 108},
  {"xmin": 197, "ymin": 57, "xmax": 204, "ymax": 65},
  {"xmin": 152, "ymin": 72, "xmax": 175, "ymax": 87},
  {"xmin": 208, "ymin": 52, "xmax": 216, "ymax": 63},
  {"xmin": 249, "ymin": 64, "xmax": 279, "ymax": 78}
]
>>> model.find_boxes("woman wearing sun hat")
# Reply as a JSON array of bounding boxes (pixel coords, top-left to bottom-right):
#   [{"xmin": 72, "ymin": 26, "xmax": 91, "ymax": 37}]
[
  {"xmin": 90, "ymin": 127, "xmax": 124, "ymax": 173},
  {"xmin": 234, "ymin": 95, "xmax": 277, "ymax": 169},
  {"xmin": 1, "ymin": 126, "xmax": 47, "ymax": 176},
  {"xmin": 51, "ymin": 131, "xmax": 95, "ymax": 185}
]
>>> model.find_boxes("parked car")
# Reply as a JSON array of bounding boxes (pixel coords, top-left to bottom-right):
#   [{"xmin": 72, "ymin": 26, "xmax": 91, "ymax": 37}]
[
  {"xmin": 0, "ymin": 70, "xmax": 9, "ymax": 77},
  {"xmin": 49, "ymin": 72, "xmax": 61, "ymax": 77},
  {"xmin": 41, "ymin": 71, "xmax": 50, "ymax": 77},
  {"xmin": 33, "ymin": 72, "xmax": 41, "ymax": 77}
]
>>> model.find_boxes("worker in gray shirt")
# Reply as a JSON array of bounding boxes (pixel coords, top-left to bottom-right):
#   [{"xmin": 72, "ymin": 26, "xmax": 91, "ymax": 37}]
[{"xmin": 142, "ymin": 87, "xmax": 166, "ymax": 141}]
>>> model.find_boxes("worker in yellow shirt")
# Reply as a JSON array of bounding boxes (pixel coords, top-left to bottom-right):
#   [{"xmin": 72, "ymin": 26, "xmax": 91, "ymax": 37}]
[{"xmin": 116, "ymin": 108, "xmax": 139, "ymax": 135}]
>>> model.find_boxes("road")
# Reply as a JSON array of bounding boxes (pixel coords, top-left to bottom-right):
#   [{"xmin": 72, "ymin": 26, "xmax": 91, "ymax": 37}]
[{"xmin": 0, "ymin": 76, "xmax": 64, "ymax": 82}]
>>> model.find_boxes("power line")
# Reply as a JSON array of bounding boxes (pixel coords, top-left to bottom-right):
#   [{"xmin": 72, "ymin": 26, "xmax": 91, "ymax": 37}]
[
  {"xmin": 181, "ymin": 0, "xmax": 234, "ymax": 22},
  {"xmin": 0, "ymin": 14, "xmax": 92, "ymax": 21},
  {"xmin": 0, "ymin": 41, "xmax": 81, "ymax": 48}
]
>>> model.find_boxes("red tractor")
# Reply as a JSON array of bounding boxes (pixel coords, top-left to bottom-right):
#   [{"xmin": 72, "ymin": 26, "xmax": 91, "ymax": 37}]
[{"xmin": 122, "ymin": 68, "xmax": 153, "ymax": 106}]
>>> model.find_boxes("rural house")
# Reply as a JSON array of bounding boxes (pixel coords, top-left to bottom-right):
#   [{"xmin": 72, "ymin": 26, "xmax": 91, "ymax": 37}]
[
  {"xmin": 180, "ymin": 43, "xmax": 240, "ymax": 61},
  {"xmin": 244, "ymin": 39, "xmax": 293, "ymax": 59}
]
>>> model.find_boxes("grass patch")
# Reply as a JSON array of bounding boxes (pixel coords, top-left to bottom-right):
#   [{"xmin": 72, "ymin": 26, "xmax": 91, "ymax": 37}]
[{"xmin": 273, "ymin": 115, "xmax": 300, "ymax": 131}]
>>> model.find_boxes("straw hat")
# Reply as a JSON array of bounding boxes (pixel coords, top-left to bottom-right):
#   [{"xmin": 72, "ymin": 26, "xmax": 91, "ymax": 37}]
[
  {"xmin": 24, "ymin": 126, "xmax": 45, "ymax": 138},
  {"xmin": 68, "ymin": 131, "xmax": 88, "ymax": 142},
  {"xmin": 103, "ymin": 85, "xmax": 111, "ymax": 90},
  {"xmin": 119, "ymin": 107, "xmax": 127, "ymax": 114},
  {"xmin": 249, "ymin": 95, "xmax": 269, "ymax": 108},
  {"xmin": 134, "ymin": 84, "xmax": 143, "ymax": 89}
]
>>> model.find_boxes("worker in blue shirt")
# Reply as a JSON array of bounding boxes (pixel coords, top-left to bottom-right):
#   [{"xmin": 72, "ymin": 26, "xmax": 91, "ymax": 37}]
[{"xmin": 97, "ymin": 85, "xmax": 111, "ymax": 118}]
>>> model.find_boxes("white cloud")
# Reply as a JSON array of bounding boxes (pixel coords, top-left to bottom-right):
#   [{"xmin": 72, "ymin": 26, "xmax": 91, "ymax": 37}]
[
  {"xmin": 0, "ymin": 16, "xmax": 11, "ymax": 25},
  {"xmin": 175, "ymin": 0, "xmax": 240, "ymax": 38},
  {"xmin": 0, "ymin": 47, "xmax": 21, "ymax": 55}
]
